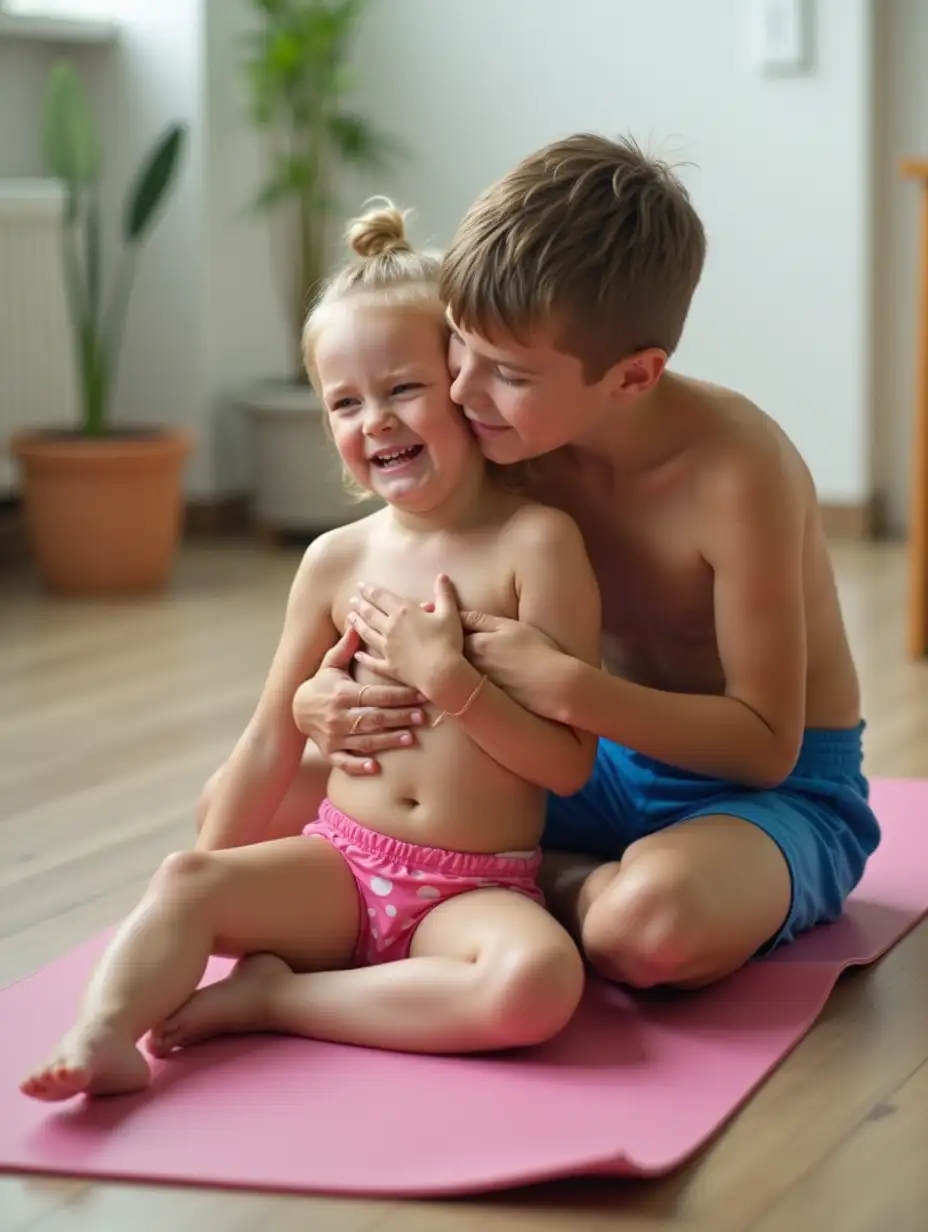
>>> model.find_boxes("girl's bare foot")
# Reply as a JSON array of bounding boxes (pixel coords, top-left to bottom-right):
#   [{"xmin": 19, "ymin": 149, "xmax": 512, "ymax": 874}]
[
  {"xmin": 148, "ymin": 954, "xmax": 291, "ymax": 1056},
  {"xmin": 20, "ymin": 1022, "xmax": 151, "ymax": 1102}
]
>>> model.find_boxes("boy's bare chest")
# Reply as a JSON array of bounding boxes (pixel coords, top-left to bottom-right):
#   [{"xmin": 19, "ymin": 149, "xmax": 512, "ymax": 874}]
[{"xmin": 534, "ymin": 467, "xmax": 716, "ymax": 641}]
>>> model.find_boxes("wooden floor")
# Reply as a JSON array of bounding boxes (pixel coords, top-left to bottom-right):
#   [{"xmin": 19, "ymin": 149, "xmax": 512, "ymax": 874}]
[{"xmin": 2, "ymin": 538, "xmax": 927, "ymax": 1231}]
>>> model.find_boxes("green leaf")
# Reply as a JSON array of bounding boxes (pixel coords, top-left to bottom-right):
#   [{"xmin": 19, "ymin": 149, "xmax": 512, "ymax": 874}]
[
  {"xmin": 80, "ymin": 322, "xmax": 108, "ymax": 436},
  {"xmin": 124, "ymin": 124, "xmax": 187, "ymax": 244},
  {"xmin": 100, "ymin": 249, "xmax": 139, "ymax": 415},
  {"xmin": 251, "ymin": 154, "xmax": 317, "ymax": 210},
  {"xmin": 241, "ymin": 0, "xmax": 401, "ymax": 258},
  {"xmin": 61, "ymin": 221, "xmax": 89, "ymax": 360},
  {"xmin": 42, "ymin": 61, "xmax": 101, "ymax": 196},
  {"xmin": 268, "ymin": 29, "xmax": 303, "ymax": 79},
  {"xmin": 244, "ymin": 0, "xmax": 370, "ymax": 104},
  {"xmin": 85, "ymin": 188, "xmax": 102, "ymax": 330},
  {"xmin": 242, "ymin": 55, "xmax": 279, "ymax": 125},
  {"xmin": 328, "ymin": 113, "xmax": 404, "ymax": 168},
  {"xmin": 315, "ymin": 0, "xmax": 365, "ymax": 57},
  {"xmin": 251, "ymin": 0, "xmax": 290, "ymax": 16},
  {"xmin": 251, "ymin": 182, "xmax": 286, "ymax": 211}
]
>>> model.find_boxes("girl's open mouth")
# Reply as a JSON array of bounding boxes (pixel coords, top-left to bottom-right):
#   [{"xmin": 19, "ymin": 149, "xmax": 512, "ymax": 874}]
[{"xmin": 371, "ymin": 445, "xmax": 424, "ymax": 469}]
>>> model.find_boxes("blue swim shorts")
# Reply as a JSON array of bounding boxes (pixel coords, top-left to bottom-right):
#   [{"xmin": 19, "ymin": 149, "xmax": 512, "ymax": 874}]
[{"xmin": 543, "ymin": 723, "xmax": 881, "ymax": 949}]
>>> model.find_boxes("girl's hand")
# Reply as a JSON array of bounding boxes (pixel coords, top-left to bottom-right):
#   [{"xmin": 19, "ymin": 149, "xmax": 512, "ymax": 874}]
[{"xmin": 349, "ymin": 574, "xmax": 465, "ymax": 698}]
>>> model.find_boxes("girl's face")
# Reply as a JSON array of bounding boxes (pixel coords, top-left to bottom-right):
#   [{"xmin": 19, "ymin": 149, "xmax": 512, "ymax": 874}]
[{"xmin": 315, "ymin": 302, "xmax": 479, "ymax": 512}]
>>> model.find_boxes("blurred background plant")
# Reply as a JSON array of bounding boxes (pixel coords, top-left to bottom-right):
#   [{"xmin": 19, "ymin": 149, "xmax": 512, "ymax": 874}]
[{"xmin": 243, "ymin": 0, "xmax": 400, "ymax": 378}]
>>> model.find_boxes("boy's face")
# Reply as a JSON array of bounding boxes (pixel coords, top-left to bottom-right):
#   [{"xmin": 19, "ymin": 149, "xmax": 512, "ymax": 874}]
[{"xmin": 447, "ymin": 317, "xmax": 618, "ymax": 463}]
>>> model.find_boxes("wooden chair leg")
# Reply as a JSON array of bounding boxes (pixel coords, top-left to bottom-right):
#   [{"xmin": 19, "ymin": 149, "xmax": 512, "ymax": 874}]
[{"xmin": 902, "ymin": 162, "xmax": 928, "ymax": 658}]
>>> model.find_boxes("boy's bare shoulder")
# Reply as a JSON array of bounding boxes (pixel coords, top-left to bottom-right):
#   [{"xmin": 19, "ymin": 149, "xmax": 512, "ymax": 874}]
[{"xmin": 685, "ymin": 377, "xmax": 816, "ymax": 518}]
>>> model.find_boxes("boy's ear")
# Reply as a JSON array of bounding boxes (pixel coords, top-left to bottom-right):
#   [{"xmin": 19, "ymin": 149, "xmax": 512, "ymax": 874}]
[{"xmin": 604, "ymin": 347, "xmax": 667, "ymax": 398}]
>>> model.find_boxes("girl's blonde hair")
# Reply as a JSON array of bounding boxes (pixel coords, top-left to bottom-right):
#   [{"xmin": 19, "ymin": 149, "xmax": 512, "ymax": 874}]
[
  {"xmin": 302, "ymin": 197, "xmax": 444, "ymax": 385},
  {"xmin": 302, "ymin": 199, "xmax": 446, "ymax": 504}
]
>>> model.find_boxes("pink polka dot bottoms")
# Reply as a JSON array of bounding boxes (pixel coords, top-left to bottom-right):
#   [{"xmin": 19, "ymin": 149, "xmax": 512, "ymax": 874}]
[{"xmin": 303, "ymin": 799, "xmax": 544, "ymax": 965}]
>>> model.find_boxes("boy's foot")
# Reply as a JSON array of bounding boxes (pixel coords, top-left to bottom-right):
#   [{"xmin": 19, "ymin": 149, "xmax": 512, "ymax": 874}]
[
  {"xmin": 20, "ymin": 1022, "xmax": 151, "ymax": 1102},
  {"xmin": 148, "ymin": 954, "xmax": 290, "ymax": 1056}
]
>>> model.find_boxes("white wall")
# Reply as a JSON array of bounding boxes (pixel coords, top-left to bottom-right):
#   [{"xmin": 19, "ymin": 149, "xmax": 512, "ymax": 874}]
[
  {"xmin": 0, "ymin": 39, "xmax": 57, "ymax": 176},
  {"xmin": 345, "ymin": 0, "xmax": 873, "ymax": 507},
  {"xmin": 92, "ymin": 0, "xmax": 293, "ymax": 497},
  {"xmin": 0, "ymin": 0, "xmax": 291, "ymax": 498},
  {"xmin": 872, "ymin": 0, "xmax": 926, "ymax": 534},
  {"xmin": 85, "ymin": 0, "xmax": 209, "ymax": 485},
  {"xmin": 0, "ymin": 0, "xmax": 879, "ymax": 508},
  {"xmin": 201, "ymin": 0, "xmax": 291, "ymax": 495},
  {"xmin": 0, "ymin": 2, "xmax": 213, "ymax": 490},
  {"xmin": 95, "ymin": 0, "xmax": 293, "ymax": 497}
]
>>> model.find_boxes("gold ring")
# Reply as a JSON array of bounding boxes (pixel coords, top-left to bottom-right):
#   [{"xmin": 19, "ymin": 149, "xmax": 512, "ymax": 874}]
[
  {"xmin": 357, "ymin": 685, "xmax": 370, "ymax": 707},
  {"xmin": 349, "ymin": 712, "xmax": 365, "ymax": 736}
]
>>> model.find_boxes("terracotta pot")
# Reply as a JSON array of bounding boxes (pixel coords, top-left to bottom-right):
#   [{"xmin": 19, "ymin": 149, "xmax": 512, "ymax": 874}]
[{"xmin": 10, "ymin": 426, "xmax": 194, "ymax": 596}]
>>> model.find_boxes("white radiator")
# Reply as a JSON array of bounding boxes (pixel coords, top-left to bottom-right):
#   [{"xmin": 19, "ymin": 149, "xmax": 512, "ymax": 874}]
[{"xmin": 0, "ymin": 179, "xmax": 76, "ymax": 496}]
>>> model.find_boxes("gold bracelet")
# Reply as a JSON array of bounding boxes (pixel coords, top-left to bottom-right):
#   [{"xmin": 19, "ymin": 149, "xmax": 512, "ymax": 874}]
[{"xmin": 431, "ymin": 674, "xmax": 487, "ymax": 729}]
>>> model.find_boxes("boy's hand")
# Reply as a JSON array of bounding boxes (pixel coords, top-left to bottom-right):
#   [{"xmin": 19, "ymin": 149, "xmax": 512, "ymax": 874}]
[
  {"xmin": 350, "ymin": 575, "xmax": 465, "ymax": 698},
  {"xmin": 460, "ymin": 609, "xmax": 565, "ymax": 717},
  {"xmin": 292, "ymin": 626, "xmax": 427, "ymax": 774}
]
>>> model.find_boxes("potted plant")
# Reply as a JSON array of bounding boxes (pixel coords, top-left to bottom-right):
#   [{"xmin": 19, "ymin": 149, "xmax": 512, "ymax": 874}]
[
  {"xmin": 11, "ymin": 61, "xmax": 190, "ymax": 595},
  {"xmin": 237, "ymin": 0, "xmax": 398, "ymax": 535}
]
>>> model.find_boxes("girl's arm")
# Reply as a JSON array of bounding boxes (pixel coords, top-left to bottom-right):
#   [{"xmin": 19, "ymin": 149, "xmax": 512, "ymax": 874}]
[
  {"xmin": 427, "ymin": 506, "xmax": 602, "ymax": 796},
  {"xmin": 196, "ymin": 533, "xmax": 346, "ymax": 851}
]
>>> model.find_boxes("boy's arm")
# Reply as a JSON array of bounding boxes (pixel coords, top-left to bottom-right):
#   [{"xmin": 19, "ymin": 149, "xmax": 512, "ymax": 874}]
[
  {"xmin": 550, "ymin": 446, "xmax": 807, "ymax": 787},
  {"xmin": 197, "ymin": 534, "xmax": 343, "ymax": 851},
  {"xmin": 430, "ymin": 507, "xmax": 602, "ymax": 796}
]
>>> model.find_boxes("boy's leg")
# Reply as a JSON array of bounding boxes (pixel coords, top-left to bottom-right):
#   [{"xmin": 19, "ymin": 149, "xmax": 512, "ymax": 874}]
[
  {"xmin": 543, "ymin": 816, "xmax": 791, "ymax": 989},
  {"xmin": 540, "ymin": 728, "xmax": 879, "ymax": 989},
  {"xmin": 21, "ymin": 835, "xmax": 360, "ymax": 1101},
  {"xmin": 152, "ymin": 889, "xmax": 584, "ymax": 1056}
]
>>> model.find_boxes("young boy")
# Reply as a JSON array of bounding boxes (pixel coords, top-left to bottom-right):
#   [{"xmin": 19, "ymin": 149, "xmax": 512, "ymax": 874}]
[{"xmin": 203, "ymin": 134, "xmax": 880, "ymax": 992}]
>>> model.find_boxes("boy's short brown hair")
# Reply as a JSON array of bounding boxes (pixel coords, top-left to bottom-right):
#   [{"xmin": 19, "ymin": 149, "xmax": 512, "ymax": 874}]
[{"xmin": 440, "ymin": 133, "xmax": 707, "ymax": 381}]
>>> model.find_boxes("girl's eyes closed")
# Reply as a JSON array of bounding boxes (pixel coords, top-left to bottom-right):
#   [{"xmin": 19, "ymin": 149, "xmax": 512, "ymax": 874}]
[{"xmin": 329, "ymin": 382, "xmax": 424, "ymax": 412}]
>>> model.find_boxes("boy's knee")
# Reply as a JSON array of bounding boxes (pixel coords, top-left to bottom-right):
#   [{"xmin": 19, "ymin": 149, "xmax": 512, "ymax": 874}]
[
  {"xmin": 581, "ymin": 852, "xmax": 707, "ymax": 989},
  {"xmin": 484, "ymin": 937, "xmax": 585, "ymax": 1048}
]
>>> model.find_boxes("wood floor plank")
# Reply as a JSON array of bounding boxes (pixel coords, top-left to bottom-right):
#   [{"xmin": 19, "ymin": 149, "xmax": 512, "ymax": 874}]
[
  {"xmin": 373, "ymin": 1194, "xmax": 676, "ymax": 1232},
  {"xmin": 2, "ymin": 539, "xmax": 926, "ymax": 1231},
  {"xmin": 0, "ymin": 1178, "xmax": 89, "ymax": 1231},
  {"xmin": 5, "ymin": 1178, "xmax": 394, "ymax": 1232},
  {"xmin": 751, "ymin": 1057, "xmax": 928, "ymax": 1232}
]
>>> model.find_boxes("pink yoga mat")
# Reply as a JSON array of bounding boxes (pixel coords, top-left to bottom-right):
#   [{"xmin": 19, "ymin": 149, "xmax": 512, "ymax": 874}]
[{"xmin": 2, "ymin": 777, "xmax": 927, "ymax": 1198}]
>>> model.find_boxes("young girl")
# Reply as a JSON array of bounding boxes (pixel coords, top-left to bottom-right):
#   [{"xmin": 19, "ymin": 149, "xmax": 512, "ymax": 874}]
[{"xmin": 21, "ymin": 203, "xmax": 602, "ymax": 1103}]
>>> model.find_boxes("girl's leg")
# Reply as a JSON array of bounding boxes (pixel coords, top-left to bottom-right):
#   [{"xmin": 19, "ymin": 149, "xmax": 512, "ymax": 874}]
[
  {"xmin": 20, "ymin": 835, "xmax": 359, "ymax": 1101},
  {"xmin": 153, "ymin": 889, "xmax": 585, "ymax": 1056}
]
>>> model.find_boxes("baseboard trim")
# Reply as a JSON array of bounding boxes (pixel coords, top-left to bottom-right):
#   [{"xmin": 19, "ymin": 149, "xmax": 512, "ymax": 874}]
[
  {"xmin": 185, "ymin": 495, "xmax": 885, "ymax": 539},
  {"xmin": 184, "ymin": 494, "xmax": 251, "ymax": 538},
  {"xmin": 820, "ymin": 496, "xmax": 884, "ymax": 539},
  {"xmin": 0, "ymin": 500, "xmax": 27, "ymax": 565},
  {"xmin": 0, "ymin": 491, "xmax": 885, "ymax": 569},
  {"xmin": 0, "ymin": 493, "xmax": 253, "ymax": 567}
]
